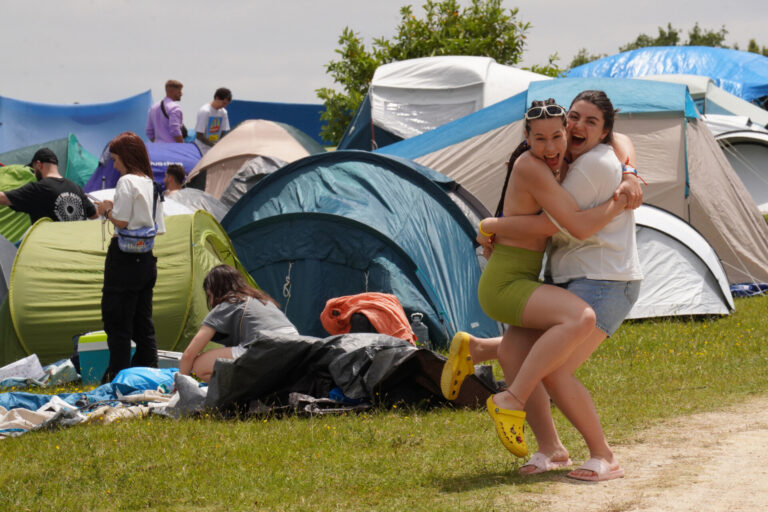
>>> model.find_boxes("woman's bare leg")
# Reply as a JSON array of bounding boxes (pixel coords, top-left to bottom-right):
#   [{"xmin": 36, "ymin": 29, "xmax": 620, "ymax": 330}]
[
  {"xmin": 500, "ymin": 327, "xmax": 570, "ymax": 469},
  {"xmin": 493, "ymin": 285, "xmax": 595, "ymax": 410},
  {"xmin": 542, "ymin": 328, "xmax": 619, "ymax": 477},
  {"xmin": 190, "ymin": 347, "xmax": 234, "ymax": 383}
]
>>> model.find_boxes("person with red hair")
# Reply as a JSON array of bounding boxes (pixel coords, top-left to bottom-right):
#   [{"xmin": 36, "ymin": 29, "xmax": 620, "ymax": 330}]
[{"xmin": 94, "ymin": 131, "xmax": 166, "ymax": 382}]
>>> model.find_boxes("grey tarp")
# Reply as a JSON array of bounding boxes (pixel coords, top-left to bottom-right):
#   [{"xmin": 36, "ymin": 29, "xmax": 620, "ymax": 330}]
[
  {"xmin": 170, "ymin": 188, "xmax": 229, "ymax": 222},
  {"xmin": 204, "ymin": 332, "xmax": 497, "ymax": 413}
]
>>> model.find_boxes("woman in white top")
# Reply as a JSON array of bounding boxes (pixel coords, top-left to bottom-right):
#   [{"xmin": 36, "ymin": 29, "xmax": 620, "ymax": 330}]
[{"xmin": 95, "ymin": 131, "xmax": 165, "ymax": 383}]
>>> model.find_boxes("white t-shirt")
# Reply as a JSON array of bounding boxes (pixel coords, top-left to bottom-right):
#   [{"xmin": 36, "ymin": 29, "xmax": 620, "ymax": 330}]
[
  {"xmin": 195, "ymin": 103, "xmax": 230, "ymax": 144},
  {"xmin": 112, "ymin": 173, "xmax": 166, "ymax": 234},
  {"xmin": 545, "ymin": 144, "xmax": 643, "ymax": 283}
]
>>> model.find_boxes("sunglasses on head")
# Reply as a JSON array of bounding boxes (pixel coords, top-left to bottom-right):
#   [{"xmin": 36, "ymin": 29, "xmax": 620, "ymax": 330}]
[{"xmin": 524, "ymin": 104, "xmax": 566, "ymax": 120}]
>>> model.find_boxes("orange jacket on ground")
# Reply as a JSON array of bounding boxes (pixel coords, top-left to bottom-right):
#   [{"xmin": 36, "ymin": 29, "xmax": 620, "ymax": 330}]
[{"xmin": 320, "ymin": 292, "xmax": 416, "ymax": 345}]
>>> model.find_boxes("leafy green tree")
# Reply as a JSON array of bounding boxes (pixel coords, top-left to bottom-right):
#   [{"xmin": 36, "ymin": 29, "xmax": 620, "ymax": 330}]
[
  {"xmin": 316, "ymin": 0, "xmax": 530, "ymax": 145},
  {"xmin": 686, "ymin": 23, "xmax": 728, "ymax": 47},
  {"xmin": 619, "ymin": 22, "xmax": 681, "ymax": 52},
  {"xmin": 568, "ymin": 48, "xmax": 606, "ymax": 69},
  {"xmin": 747, "ymin": 38, "xmax": 768, "ymax": 57},
  {"xmin": 524, "ymin": 53, "xmax": 564, "ymax": 78}
]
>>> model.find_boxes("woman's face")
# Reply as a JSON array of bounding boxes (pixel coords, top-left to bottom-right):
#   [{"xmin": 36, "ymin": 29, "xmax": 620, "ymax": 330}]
[
  {"xmin": 111, "ymin": 153, "xmax": 126, "ymax": 175},
  {"xmin": 567, "ymin": 100, "xmax": 609, "ymax": 160},
  {"xmin": 524, "ymin": 117, "xmax": 567, "ymax": 172}
]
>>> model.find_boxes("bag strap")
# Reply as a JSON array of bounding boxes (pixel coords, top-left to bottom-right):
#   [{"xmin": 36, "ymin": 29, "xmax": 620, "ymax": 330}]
[
  {"xmin": 159, "ymin": 98, "xmax": 169, "ymax": 119},
  {"xmin": 151, "ymin": 181, "xmax": 164, "ymax": 227},
  {"xmin": 239, "ymin": 297, "xmax": 251, "ymax": 341}
]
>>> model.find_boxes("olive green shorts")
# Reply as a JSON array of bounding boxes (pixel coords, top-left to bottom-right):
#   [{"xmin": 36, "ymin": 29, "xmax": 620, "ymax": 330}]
[{"xmin": 478, "ymin": 244, "xmax": 544, "ymax": 327}]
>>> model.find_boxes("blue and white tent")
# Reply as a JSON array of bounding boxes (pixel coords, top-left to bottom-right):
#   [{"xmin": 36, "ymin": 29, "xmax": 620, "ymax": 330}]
[
  {"xmin": 379, "ymin": 77, "xmax": 768, "ymax": 285},
  {"xmin": 222, "ymin": 150, "xmax": 500, "ymax": 347},
  {"xmin": 566, "ymin": 46, "xmax": 768, "ymax": 108}
]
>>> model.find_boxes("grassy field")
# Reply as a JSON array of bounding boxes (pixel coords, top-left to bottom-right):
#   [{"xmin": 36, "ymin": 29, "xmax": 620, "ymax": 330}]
[{"xmin": 1, "ymin": 294, "xmax": 767, "ymax": 511}]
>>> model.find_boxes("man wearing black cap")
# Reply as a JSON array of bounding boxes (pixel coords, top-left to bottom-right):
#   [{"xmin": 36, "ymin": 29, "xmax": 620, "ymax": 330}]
[{"xmin": 0, "ymin": 148, "xmax": 98, "ymax": 222}]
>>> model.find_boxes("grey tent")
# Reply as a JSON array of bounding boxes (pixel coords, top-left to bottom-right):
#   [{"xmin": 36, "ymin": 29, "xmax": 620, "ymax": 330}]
[
  {"xmin": 0, "ymin": 235, "xmax": 16, "ymax": 303},
  {"xmin": 171, "ymin": 188, "xmax": 229, "ymax": 222},
  {"xmin": 220, "ymin": 155, "xmax": 287, "ymax": 209}
]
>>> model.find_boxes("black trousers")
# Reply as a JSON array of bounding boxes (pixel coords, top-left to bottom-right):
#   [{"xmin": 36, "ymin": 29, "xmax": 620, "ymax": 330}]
[{"xmin": 101, "ymin": 238, "xmax": 159, "ymax": 382}]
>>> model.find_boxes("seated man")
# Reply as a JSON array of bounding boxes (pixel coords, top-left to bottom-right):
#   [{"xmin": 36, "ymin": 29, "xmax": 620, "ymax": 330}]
[{"xmin": 163, "ymin": 164, "xmax": 185, "ymax": 198}]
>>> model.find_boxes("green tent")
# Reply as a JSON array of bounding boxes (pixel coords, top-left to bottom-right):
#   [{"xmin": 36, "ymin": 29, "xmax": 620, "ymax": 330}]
[
  {"xmin": 0, "ymin": 211, "xmax": 255, "ymax": 366},
  {"xmin": 0, "ymin": 164, "xmax": 36, "ymax": 243},
  {"xmin": 0, "ymin": 134, "xmax": 99, "ymax": 187}
]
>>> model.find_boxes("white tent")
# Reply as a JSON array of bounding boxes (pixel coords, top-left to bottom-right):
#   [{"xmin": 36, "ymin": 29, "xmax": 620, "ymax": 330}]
[
  {"xmin": 339, "ymin": 56, "xmax": 550, "ymax": 150},
  {"xmin": 629, "ymin": 205, "xmax": 734, "ymax": 319},
  {"xmin": 370, "ymin": 56, "xmax": 551, "ymax": 140},
  {"xmin": 704, "ymin": 115, "xmax": 768, "ymax": 213}
]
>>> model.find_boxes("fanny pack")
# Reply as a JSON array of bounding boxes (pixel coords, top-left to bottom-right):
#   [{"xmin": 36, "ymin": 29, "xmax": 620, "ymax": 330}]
[{"xmin": 116, "ymin": 182, "xmax": 162, "ymax": 254}]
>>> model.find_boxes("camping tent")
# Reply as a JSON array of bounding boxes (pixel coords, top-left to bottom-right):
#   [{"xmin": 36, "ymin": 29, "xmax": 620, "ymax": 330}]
[
  {"xmin": 0, "ymin": 235, "xmax": 16, "ymax": 304},
  {"xmin": 227, "ymin": 100, "xmax": 326, "ymax": 144},
  {"xmin": 379, "ymin": 77, "xmax": 768, "ymax": 285},
  {"xmin": 704, "ymin": 115, "xmax": 768, "ymax": 213},
  {"xmin": 0, "ymin": 134, "xmax": 99, "ymax": 187},
  {"xmin": 222, "ymin": 150, "xmax": 499, "ymax": 347},
  {"xmin": 339, "ymin": 56, "xmax": 550, "ymax": 150},
  {"xmin": 84, "ymin": 142, "xmax": 202, "ymax": 193},
  {"xmin": 186, "ymin": 120, "xmax": 326, "ymax": 199},
  {"xmin": 635, "ymin": 75, "xmax": 768, "ymax": 127},
  {"xmin": 219, "ymin": 155, "xmax": 287, "ymax": 209},
  {"xmin": 0, "ymin": 211, "xmax": 254, "ymax": 366},
  {"xmin": 629, "ymin": 205, "xmax": 734, "ymax": 319},
  {"xmin": 0, "ymin": 165, "xmax": 36, "ymax": 243},
  {"xmin": 0, "ymin": 91, "xmax": 153, "ymax": 155},
  {"xmin": 170, "ymin": 188, "xmax": 229, "ymax": 222},
  {"xmin": 566, "ymin": 47, "xmax": 768, "ymax": 108}
]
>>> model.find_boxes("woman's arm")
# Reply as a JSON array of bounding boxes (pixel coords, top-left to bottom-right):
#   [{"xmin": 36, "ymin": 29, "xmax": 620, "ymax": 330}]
[
  {"xmin": 179, "ymin": 325, "xmax": 216, "ymax": 376},
  {"xmin": 512, "ymin": 156, "xmax": 627, "ymax": 240},
  {"xmin": 95, "ymin": 199, "xmax": 130, "ymax": 229},
  {"xmin": 612, "ymin": 132, "xmax": 643, "ymax": 209}
]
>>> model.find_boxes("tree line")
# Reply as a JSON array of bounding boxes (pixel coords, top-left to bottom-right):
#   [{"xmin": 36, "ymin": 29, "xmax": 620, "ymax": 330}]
[{"xmin": 317, "ymin": 0, "xmax": 767, "ymax": 145}]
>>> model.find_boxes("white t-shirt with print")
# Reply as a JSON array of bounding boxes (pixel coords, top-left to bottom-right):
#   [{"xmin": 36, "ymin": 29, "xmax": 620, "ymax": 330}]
[{"xmin": 195, "ymin": 103, "xmax": 230, "ymax": 144}]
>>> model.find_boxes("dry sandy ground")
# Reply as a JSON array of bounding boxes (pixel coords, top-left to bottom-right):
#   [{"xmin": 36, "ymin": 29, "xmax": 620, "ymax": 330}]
[{"xmin": 518, "ymin": 394, "xmax": 768, "ymax": 512}]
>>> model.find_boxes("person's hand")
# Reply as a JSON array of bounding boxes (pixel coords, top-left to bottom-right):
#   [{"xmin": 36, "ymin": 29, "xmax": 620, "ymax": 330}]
[
  {"xmin": 614, "ymin": 173, "xmax": 643, "ymax": 209},
  {"xmin": 96, "ymin": 200, "xmax": 113, "ymax": 216},
  {"xmin": 482, "ymin": 243, "xmax": 494, "ymax": 260}
]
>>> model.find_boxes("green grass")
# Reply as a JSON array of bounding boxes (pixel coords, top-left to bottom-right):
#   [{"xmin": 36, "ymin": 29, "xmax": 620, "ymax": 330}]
[{"xmin": 2, "ymin": 295, "xmax": 768, "ymax": 511}]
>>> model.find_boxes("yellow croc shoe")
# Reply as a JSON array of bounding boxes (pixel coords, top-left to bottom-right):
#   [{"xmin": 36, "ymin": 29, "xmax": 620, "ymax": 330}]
[
  {"xmin": 440, "ymin": 331, "xmax": 473, "ymax": 400},
  {"xmin": 486, "ymin": 395, "xmax": 528, "ymax": 457}
]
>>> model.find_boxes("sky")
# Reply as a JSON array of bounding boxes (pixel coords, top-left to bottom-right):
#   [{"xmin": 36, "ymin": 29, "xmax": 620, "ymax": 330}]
[{"xmin": 2, "ymin": 0, "xmax": 766, "ymax": 124}]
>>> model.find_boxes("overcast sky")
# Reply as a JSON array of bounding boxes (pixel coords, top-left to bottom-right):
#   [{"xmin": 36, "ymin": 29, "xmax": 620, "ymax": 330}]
[{"xmin": 2, "ymin": 0, "xmax": 765, "ymax": 123}]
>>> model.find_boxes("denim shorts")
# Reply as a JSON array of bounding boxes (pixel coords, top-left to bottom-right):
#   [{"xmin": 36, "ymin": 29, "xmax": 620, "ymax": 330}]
[{"xmin": 556, "ymin": 279, "xmax": 641, "ymax": 336}]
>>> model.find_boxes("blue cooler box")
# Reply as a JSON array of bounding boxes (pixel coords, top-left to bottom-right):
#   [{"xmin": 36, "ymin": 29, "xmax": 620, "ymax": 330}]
[{"xmin": 78, "ymin": 331, "xmax": 135, "ymax": 384}]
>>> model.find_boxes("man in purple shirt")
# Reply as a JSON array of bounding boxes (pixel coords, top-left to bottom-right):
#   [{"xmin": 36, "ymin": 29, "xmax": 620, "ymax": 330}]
[{"xmin": 146, "ymin": 79, "xmax": 185, "ymax": 143}]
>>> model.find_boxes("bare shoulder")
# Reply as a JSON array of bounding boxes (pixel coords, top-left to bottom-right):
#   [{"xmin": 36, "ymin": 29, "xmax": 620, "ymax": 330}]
[{"xmin": 513, "ymin": 151, "xmax": 552, "ymax": 180}]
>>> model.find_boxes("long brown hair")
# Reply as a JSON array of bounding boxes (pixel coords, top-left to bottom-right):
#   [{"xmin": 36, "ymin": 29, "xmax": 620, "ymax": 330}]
[
  {"xmin": 108, "ymin": 132, "xmax": 153, "ymax": 179},
  {"xmin": 203, "ymin": 264, "xmax": 279, "ymax": 308}
]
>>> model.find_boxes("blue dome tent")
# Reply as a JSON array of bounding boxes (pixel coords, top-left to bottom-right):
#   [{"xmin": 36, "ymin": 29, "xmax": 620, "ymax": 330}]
[{"xmin": 222, "ymin": 150, "xmax": 500, "ymax": 347}]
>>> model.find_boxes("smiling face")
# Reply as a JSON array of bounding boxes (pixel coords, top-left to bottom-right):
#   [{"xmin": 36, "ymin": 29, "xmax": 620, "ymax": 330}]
[
  {"xmin": 524, "ymin": 117, "xmax": 568, "ymax": 172},
  {"xmin": 567, "ymin": 100, "xmax": 609, "ymax": 160}
]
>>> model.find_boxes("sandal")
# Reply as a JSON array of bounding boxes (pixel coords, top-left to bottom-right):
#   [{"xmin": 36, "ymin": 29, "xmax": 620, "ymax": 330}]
[
  {"xmin": 486, "ymin": 395, "xmax": 528, "ymax": 457},
  {"xmin": 519, "ymin": 452, "xmax": 572, "ymax": 475},
  {"xmin": 567, "ymin": 457, "xmax": 624, "ymax": 482},
  {"xmin": 440, "ymin": 331, "xmax": 473, "ymax": 400}
]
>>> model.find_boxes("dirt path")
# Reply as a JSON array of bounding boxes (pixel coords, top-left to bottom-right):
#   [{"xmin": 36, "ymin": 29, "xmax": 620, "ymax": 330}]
[{"xmin": 520, "ymin": 394, "xmax": 768, "ymax": 512}]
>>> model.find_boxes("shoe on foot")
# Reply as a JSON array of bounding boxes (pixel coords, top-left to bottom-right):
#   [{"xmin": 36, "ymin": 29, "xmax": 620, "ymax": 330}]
[
  {"xmin": 567, "ymin": 457, "xmax": 624, "ymax": 482},
  {"xmin": 519, "ymin": 452, "xmax": 572, "ymax": 475},
  {"xmin": 440, "ymin": 331, "xmax": 473, "ymax": 400},
  {"xmin": 486, "ymin": 395, "xmax": 528, "ymax": 457}
]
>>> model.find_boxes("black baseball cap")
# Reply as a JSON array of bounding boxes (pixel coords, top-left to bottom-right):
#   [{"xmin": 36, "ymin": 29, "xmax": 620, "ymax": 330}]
[{"xmin": 28, "ymin": 148, "xmax": 59, "ymax": 167}]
